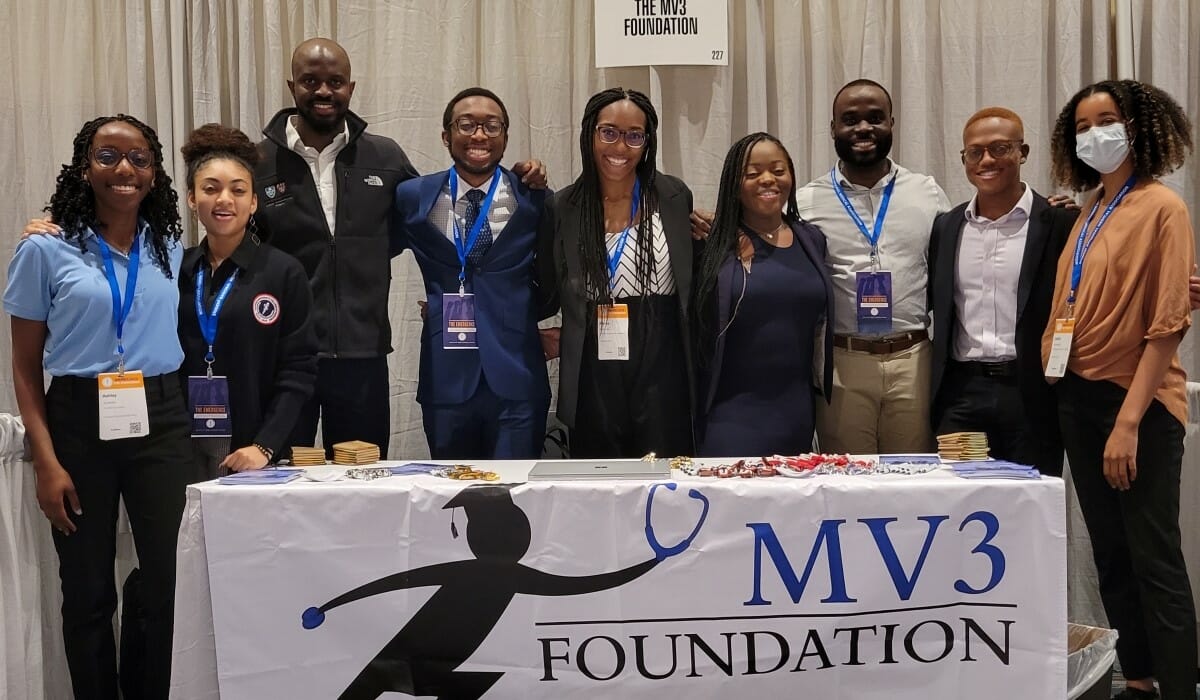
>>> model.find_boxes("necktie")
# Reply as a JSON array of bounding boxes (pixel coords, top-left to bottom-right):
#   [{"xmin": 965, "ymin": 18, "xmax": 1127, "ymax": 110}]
[{"xmin": 463, "ymin": 188, "xmax": 492, "ymax": 267}]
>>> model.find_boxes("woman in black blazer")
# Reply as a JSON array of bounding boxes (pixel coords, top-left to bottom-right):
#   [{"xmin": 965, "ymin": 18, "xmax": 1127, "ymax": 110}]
[
  {"xmin": 692, "ymin": 133, "xmax": 834, "ymax": 457},
  {"xmin": 537, "ymin": 88, "xmax": 696, "ymax": 458}
]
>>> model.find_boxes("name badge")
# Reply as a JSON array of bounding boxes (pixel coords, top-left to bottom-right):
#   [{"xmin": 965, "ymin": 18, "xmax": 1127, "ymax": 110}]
[
  {"xmin": 443, "ymin": 293, "xmax": 478, "ymax": 350},
  {"xmin": 188, "ymin": 375, "xmax": 233, "ymax": 437},
  {"xmin": 597, "ymin": 303, "xmax": 630, "ymax": 361},
  {"xmin": 1044, "ymin": 318, "xmax": 1075, "ymax": 378},
  {"xmin": 97, "ymin": 371, "xmax": 150, "ymax": 441},
  {"xmin": 856, "ymin": 270, "xmax": 893, "ymax": 334}
]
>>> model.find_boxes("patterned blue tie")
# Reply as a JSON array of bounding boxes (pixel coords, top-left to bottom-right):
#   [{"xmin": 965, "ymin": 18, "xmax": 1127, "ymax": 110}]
[{"xmin": 463, "ymin": 188, "xmax": 492, "ymax": 267}]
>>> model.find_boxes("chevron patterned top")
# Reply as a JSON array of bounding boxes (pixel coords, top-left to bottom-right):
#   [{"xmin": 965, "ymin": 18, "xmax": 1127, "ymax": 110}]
[{"xmin": 604, "ymin": 212, "xmax": 676, "ymax": 298}]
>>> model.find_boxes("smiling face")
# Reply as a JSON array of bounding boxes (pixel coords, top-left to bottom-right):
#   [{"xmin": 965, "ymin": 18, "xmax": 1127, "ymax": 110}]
[
  {"xmin": 442, "ymin": 95, "xmax": 508, "ymax": 181},
  {"xmin": 188, "ymin": 157, "xmax": 257, "ymax": 241},
  {"xmin": 86, "ymin": 120, "xmax": 155, "ymax": 221},
  {"xmin": 831, "ymin": 84, "xmax": 894, "ymax": 169},
  {"xmin": 591, "ymin": 99, "xmax": 647, "ymax": 185},
  {"xmin": 739, "ymin": 139, "xmax": 794, "ymax": 225},
  {"xmin": 962, "ymin": 116, "xmax": 1027, "ymax": 199},
  {"xmin": 287, "ymin": 44, "xmax": 355, "ymax": 134}
]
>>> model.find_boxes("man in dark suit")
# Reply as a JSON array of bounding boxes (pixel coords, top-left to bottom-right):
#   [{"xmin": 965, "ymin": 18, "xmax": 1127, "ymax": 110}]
[
  {"xmin": 929, "ymin": 107, "xmax": 1077, "ymax": 476},
  {"xmin": 391, "ymin": 87, "xmax": 550, "ymax": 459}
]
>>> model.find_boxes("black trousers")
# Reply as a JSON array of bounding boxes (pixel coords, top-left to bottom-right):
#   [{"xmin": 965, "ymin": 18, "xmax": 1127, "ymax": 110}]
[
  {"xmin": 935, "ymin": 361, "xmax": 1063, "ymax": 476},
  {"xmin": 1058, "ymin": 372, "xmax": 1197, "ymax": 699},
  {"xmin": 45, "ymin": 372, "xmax": 192, "ymax": 700},
  {"xmin": 291, "ymin": 356, "xmax": 391, "ymax": 458},
  {"xmin": 572, "ymin": 295, "xmax": 693, "ymax": 459}
]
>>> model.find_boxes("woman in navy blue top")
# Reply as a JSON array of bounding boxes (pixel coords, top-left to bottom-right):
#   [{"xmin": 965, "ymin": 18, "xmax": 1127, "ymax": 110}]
[
  {"xmin": 691, "ymin": 133, "xmax": 835, "ymax": 457},
  {"xmin": 4, "ymin": 115, "xmax": 192, "ymax": 699}
]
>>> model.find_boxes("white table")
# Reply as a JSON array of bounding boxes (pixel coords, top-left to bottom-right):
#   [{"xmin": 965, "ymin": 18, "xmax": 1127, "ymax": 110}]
[{"xmin": 171, "ymin": 460, "xmax": 1067, "ymax": 699}]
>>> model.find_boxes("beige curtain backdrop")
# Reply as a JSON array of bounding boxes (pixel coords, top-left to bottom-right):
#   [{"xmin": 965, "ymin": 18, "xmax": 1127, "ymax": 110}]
[{"xmin": 0, "ymin": 2, "xmax": 1197, "ymax": 694}]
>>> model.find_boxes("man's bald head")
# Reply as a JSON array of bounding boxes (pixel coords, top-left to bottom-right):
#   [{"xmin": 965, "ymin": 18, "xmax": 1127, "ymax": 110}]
[
  {"xmin": 290, "ymin": 38, "xmax": 351, "ymax": 80},
  {"xmin": 287, "ymin": 38, "xmax": 356, "ymax": 138}
]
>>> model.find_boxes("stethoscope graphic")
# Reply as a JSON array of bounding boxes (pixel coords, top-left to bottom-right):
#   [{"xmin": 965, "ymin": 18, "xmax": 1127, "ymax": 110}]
[{"xmin": 644, "ymin": 482, "xmax": 710, "ymax": 560}]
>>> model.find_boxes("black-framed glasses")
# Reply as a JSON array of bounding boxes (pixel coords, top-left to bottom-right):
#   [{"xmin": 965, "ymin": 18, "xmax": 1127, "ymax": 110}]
[
  {"xmin": 960, "ymin": 140, "xmax": 1023, "ymax": 164},
  {"xmin": 91, "ymin": 147, "xmax": 155, "ymax": 170},
  {"xmin": 595, "ymin": 125, "xmax": 647, "ymax": 149},
  {"xmin": 453, "ymin": 118, "xmax": 505, "ymax": 137}
]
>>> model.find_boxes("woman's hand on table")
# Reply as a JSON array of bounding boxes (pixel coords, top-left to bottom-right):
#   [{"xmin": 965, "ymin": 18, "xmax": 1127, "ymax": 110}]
[{"xmin": 222, "ymin": 446, "xmax": 270, "ymax": 472}]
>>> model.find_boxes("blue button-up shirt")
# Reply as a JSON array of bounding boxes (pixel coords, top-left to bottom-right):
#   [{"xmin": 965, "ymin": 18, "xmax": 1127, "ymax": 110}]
[{"xmin": 4, "ymin": 221, "xmax": 184, "ymax": 377}]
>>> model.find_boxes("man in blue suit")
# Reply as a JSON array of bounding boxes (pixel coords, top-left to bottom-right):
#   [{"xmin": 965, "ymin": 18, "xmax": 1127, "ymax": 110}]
[{"xmin": 392, "ymin": 87, "xmax": 550, "ymax": 459}]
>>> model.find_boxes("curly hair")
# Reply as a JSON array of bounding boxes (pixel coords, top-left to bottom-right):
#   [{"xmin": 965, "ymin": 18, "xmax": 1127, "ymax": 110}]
[
  {"xmin": 691, "ymin": 132, "xmax": 799, "ymax": 367},
  {"xmin": 567, "ymin": 87, "xmax": 660, "ymax": 304},
  {"xmin": 180, "ymin": 123, "xmax": 261, "ymax": 190},
  {"xmin": 1051, "ymin": 80, "xmax": 1193, "ymax": 191},
  {"xmin": 46, "ymin": 114, "xmax": 182, "ymax": 278}
]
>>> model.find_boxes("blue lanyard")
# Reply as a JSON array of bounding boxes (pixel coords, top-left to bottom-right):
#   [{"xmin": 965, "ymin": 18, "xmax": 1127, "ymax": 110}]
[
  {"xmin": 1068, "ymin": 176, "xmax": 1136, "ymax": 308},
  {"xmin": 96, "ymin": 234, "xmax": 140, "ymax": 373},
  {"xmin": 831, "ymin": 167, "xmax": 897, "ymax": 260},
  {"xmin": 448, "ymin": 166, "xmax": 501, "ymax": 292},
  {"xmin": 194, "ymin": 265, "xmax": 239, "ymax": 376},
  {"xmin": 606, "ymin": 178, "xmax": 641, "ymax": 292}
]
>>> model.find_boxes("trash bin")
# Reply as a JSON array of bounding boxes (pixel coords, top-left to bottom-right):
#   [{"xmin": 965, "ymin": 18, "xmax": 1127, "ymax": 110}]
[{"xmin": 1067, "ymin": 623, "xmax": 1119, "ymax": 700}]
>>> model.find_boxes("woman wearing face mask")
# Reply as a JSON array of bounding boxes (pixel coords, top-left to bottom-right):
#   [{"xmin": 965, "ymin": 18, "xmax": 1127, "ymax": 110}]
[
  {"xmin": 1043, "ymin": 80, "xmax": 1195, "ymax": 700},
  {"xmin": 4, "ymin": 114, "xmax": 191, "ymax": 699},
  {"xmin": 537, "ymin": 88, "xmax": 696, "ymax": 458},
  {"xmin": 691, "ymin": 133, "xmax": 833, "ymax": 457},
  {"xmin": 178, "ymin": 124, "xmax": 317, "ymax": 478}
]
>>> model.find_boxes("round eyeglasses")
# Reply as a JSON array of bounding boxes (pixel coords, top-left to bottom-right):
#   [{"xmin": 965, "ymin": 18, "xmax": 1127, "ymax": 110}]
[
  {"xmin": 595, "ymin": 125, "xmax": 647, "ymax": 149},
  {"xmin": 91, "ymin": 147, "xmax": 155, "ymax": 170},
  {"xmin": 960, "ymin": 140, "xmax": 1023, "ymax": 164},
  {"xmin": 453, "ymin": 118, "xmax": 505, "ymax": 137}
]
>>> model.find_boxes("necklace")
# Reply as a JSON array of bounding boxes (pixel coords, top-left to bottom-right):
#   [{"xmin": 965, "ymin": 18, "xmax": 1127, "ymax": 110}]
[{"xmin": 744, "ymin": 221, "xmax": 786, "ymax": 242}]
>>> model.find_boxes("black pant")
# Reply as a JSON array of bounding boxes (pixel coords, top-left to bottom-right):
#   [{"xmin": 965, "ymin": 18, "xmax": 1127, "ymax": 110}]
[
  {"xmin": 1058, "ymin": 372, "xmax": 1197, "ymax": 699},
  {"xmin": 291, "ymin": 356, "xmax": 390, "ymax": 458},
  {"xmin": 45, "ymin": 373, "xmax": 192, "ymax": 700},
  {"xmin": 572, "ymin": 295, "xmax": 693, "ymax": 458},
  {"xmin": 936, "ymin": 361, "xmax": 1063, "ymax": 476}
]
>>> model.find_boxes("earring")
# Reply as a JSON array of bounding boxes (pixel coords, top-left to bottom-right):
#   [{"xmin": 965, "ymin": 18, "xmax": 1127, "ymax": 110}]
[{"xmin": 248, "ymin": 214, "xmax": 259, "ymax": 240}]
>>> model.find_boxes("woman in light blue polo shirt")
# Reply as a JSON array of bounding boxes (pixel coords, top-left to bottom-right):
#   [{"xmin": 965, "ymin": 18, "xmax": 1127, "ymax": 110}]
[{"xmin": 4, "ymin": 115, "xmax": 192, "ymax": 700}]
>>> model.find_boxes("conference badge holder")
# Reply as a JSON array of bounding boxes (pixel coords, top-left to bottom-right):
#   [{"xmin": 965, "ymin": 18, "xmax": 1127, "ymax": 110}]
[
  {"xmin": 596, "ymin": 303, "xmax": 630, "ymax": 360},
  {"xmin": 443, "ymin": 293, "xmax": 478, "ymax": 350},
  {"xmin": 188, "ymin": 374, "xmax": 233, "ymax": 437},
  {"xmin": 856, "ymin": 270, "xmax": 893, "ymax": 334},
  {"xmin": 97, "ymin": 370, "xmax": 150, "ymax": 440}
]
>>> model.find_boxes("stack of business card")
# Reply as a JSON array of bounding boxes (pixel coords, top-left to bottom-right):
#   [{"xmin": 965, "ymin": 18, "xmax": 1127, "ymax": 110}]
[
  {"xmin": 290, "ymin": 447, "xmax": 327, "ymax": 467},
  {"xmin": 332, "ymin": 440, "xmax": 380, "ymax": 466},
  {"xmin": 936, "ymin": 432, "xmax": 989, "ymax": 461}
]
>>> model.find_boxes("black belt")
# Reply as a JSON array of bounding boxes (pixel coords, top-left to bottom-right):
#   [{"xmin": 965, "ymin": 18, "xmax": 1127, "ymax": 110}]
[
  {"xmin": 50, "ymin": 371, "xmax": 181, "ymax": 395},
  {"xmin": 952, "ymin": 360, "xmax": 1017, "ymax": 378}
]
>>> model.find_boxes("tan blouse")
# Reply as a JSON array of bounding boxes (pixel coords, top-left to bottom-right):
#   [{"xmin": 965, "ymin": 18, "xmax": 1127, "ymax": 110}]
[{"xmin": 1041, "ymin": 180, "xmax": 1194, "ymax": 426}]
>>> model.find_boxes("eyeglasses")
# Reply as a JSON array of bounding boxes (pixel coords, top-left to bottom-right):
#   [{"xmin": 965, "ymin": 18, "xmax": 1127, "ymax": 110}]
[
  {"xmin": 960, "ymin": 140, "xmax": 1023, "ymax": 164},
  {"xmin": 91, "ymin": 147, "xmax": 155, "ymax": 170},
  {"xmin": 453, "ymin": 118, "xmax": 505, "ymax": 137},
  {"xmin": 595, "ymin": 125, "xmax": 647, "ymax": 149}
]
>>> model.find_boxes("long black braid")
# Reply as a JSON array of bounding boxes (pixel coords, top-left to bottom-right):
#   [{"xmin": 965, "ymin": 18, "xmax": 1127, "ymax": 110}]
[
  {"xmin": 691, "ymin": 132, "xmax": 799, "ymax": 367},
  {"xmin": 46, "ymin": 114, "xmax": 183, "ymax": 278},
  {"xmin": 568, "ymin": 88, "xmax": 660, "ymax": 304}
]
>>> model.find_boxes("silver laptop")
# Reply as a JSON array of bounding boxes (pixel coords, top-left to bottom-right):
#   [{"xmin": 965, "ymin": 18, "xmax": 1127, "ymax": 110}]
[{"xmin": 528, "ymin": 458, "xmax": 671, "ymax": 481}]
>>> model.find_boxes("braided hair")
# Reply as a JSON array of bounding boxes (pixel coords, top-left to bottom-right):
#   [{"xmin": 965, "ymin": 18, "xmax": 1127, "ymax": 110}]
[
  {"xmin": 691, "ymin": 132, "xmax": 799, "ymax": 367},
  {"xmin": 1051, "ymin": 80, "xmax": 1193, "ymax": 192},
  {"xmin": 46, "ymin": 115, "xmax": 182, "ymax": 278},
  {"xmin": 568, "ymin": 87, "xmax": 660, "ymax": 304}
]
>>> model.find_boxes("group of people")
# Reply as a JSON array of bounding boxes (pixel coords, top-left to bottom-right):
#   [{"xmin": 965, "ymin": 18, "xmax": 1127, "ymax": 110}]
[{"xmin": 4, "ymin": 34, "xmax": 1197, "ymax": 700}]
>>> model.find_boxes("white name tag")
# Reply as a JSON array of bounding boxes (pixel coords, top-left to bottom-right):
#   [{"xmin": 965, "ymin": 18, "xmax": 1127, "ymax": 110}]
[
  {"xmin": 97, "ymin": 371, "xmax": 150, "ymax": 440},
  {"xmin": 596, "ymin": 303, "xmax": 630, "ymax": 361},
  {"xmin": 1044, "ymin": 318, "xmax": 1075, "ymax": 379}
]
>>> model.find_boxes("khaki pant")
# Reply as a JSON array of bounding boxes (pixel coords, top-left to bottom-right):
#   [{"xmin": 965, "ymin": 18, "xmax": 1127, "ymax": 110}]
[{"xmin": 815, "ymin": 339, "xmax": 933, "ymax": 454}]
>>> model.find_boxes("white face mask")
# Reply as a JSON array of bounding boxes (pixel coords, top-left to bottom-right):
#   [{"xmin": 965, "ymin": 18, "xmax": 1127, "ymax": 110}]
[{"xmin": 1075, "ymin": 122, "xmax": 1130, "ymax": 174}]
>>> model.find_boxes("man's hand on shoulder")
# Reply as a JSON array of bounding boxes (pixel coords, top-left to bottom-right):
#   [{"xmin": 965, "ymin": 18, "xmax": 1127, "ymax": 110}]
[
  {"xmin": 690, "ymin": 208, "xmax": 714, "ymax": 241},
  {"xmin": 1047, "ymin": 194, "xmax": 1080, "ymax": 211},
  {"xmin": 512, "ymin": 160, "xmax": 548, "ymax": 190}
]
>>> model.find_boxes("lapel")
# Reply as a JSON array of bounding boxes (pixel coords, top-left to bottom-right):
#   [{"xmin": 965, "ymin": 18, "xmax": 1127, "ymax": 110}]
[
  {"xmin": 656, "ymin": 180, "xmax": 692, "ymax": 308},
  {"xmin": 941, "ymin": 207, "xmax": 967, "ymax": 326},
  {"xmin": 1016, "ymin": 194, "xmax": 1052, "ymax": 322},
  {"xmin": 415, "ymin": 170, "xmax": 461, "ymax": 266}
]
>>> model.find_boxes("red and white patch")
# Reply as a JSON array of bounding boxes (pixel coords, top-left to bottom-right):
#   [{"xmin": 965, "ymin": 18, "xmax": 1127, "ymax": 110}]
[{"xmin": 252, "ymin": 293, "xmax": 281, "ymax": 325}]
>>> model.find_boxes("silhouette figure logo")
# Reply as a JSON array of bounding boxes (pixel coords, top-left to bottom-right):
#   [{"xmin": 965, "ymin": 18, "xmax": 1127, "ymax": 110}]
[{"xmin": 301, "ymin": 482, "xmax": 708, "ymax": 699}]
